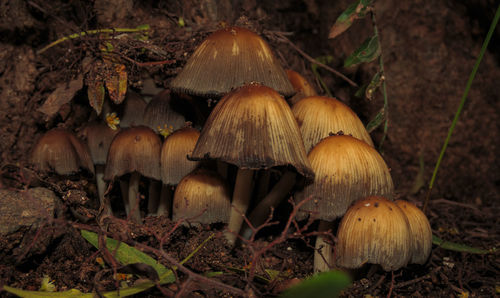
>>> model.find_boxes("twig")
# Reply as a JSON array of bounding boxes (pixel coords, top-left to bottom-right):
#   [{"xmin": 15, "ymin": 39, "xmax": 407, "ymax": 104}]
[
  {"xmin": 265, "ymin": 30, "xmax": 358, "ymax": 87},
  {"xmin": 394, "ymin": 266, "xmax": 441, "ymax": 288}
]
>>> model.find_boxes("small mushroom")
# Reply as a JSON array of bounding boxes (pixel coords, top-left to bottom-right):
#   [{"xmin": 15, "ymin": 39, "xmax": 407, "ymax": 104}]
[
  {"xmin": 172, "ymin": 169, "xmax": 231, "ymax": 225},
  {"xmin": 395, "ymin": 200, "xmax": 433, "ymax": 264},
  {"xmin": 156, "ymin": 127, "xmax": 201, "ymax": 216},
  {"xmin": 142, "ymin": 89, "xmax": 187, "ymax": 135},
  {"xmin": 31, "ymin": 128, "xmax": 94, "ymax": 176},
  {"xmin": 291, "ymin": 95, "xmax": 374, "ymax": 152},
  {"xmin": 285, "ymin": 69, "xmax": 317, "ymax": 106},
  {"xmin": 80, "ymin": 122, "xmax": 120, "ymax": 214},
  {"xmin": 104, "ymin": 126, "xmax": 161, "ymax": 223},
  {"xmin": 102, "ymin": 91, "xmax": 147, "ymax": 128},
  {"xmin": 170, "ymin": 26, "xmax": 295, "ymax": 98},
  {"xmin": 336, "ymin": 196, "xmax": 412, "ymax": 272}
]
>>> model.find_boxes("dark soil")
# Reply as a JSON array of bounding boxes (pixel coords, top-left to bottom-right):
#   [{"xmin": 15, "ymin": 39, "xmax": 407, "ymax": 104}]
[{"xmin": 0, "ymin": 0, "xmax": 498, "ymax": 297}]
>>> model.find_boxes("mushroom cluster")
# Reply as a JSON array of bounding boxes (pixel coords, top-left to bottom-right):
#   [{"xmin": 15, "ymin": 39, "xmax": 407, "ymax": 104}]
[{"xmin": 30, "ymin": 24, "xmax": 432, "ymax": 277}]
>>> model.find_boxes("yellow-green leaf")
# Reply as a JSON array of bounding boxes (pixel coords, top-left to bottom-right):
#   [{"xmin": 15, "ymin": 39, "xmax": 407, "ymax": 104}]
[
  {"xmin": 87, "ymin": 80, "xmax": 105, "ymax": 115},
  {"xmin": 105, "ymin": 63, "xmax": 128, "ymax": 104},
  {"xmin": 344, "ymin": 35, "xmax": 380, "ymax": 68}
]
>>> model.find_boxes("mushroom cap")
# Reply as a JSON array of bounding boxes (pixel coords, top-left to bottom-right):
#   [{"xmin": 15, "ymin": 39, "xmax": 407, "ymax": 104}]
[
  {"xmin": 31, "ymin": 128, "xmax": 94, "ymax": 175},
  {"xmin": 292, "ymin": 96, "xmax": 374, "ymax": 152},
  {"xmin": 142, "ymin": 90, "xmax": 187, "ymax": 134},
  {"xmin": 161, "ymin": 127, "xmax": 201, "ymax": 185},
  {"xmin": 190, "ymin": 83, "xmax": 314, "ymax": 179},
  {"xmin": 286, "ymin": 69, "xmax": 317, "ymax": 105},
  {"xmin": 80, "ymin": 122, "xmax": 120, "ymax": 165},
  {"xmin": 172, "ymin": 169, "xmax": 231, "ymax": 224},
  {"xmin": 296, "ymin": 135, "xmax": 393, "ymax": 220},
  {"xmin": 336, "ymin": 196, "xmax": 412, "ymax": 271},
  {"xmin": 102, "ymin": 91, "xmax": 146, "ymax": 128},
  {"xmin": 170, "ymin": 26, "xmax": 295, "ymax": 97},
  {"xmin": 104, "ymin": 126, "xmax": 161, "ymax": 181},
  {"xmin": 395, "ymin": 200, "xmax": 433, "ymax": 264}
]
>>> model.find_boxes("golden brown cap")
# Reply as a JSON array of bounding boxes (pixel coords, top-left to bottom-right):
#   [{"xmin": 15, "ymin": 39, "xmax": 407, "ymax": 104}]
[
  {"xmin": 296, "ymin": 135, "xmax": 393, "ymax": 220},
  {"xmin": 142, "ymin": 90, "xmax": 187, "ymax": 134},
  {"xmin": 31, "ymin": 128, "xmax": 94, "ymax": 175},
  {"xmin": 285, "ymin": 69, "xmax": 317, "ymax": 105},
  {"xmin": 80, "ymin": 122, "xmax": 120, "ymax": 165},
  {"xmin": 190, "ymin": 83, "xmax": 313, "ymax": 179},
  {"xmin": 292, "ymin": 96, "xmax": 374, "ymax": 152},
  {"xmin": 336, "ymin": 196, "xmax": 412, "ymax": 271},
  {"xmin": 395, "ymin": 200, "xmax": 433, "ymax": 264},
  {"xmin": 172, "ymin": 169, "xmax": 231, "ymax": 224},
  {"xmin": 170, "ymin": 26, "xmax": 295, "ymax": 97},
  {"xmin": 104, "ymin": 126, "xmax": 161, "ymax": 180},
  {"xmin": 161, "ymin": 127, "xmax": 200, "ymax": 185}
]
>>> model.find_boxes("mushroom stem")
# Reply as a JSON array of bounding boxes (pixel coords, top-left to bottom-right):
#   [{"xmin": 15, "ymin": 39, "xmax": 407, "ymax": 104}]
[
  {"xmin": 225, "ymin": 169, "xmax": 254, "ymax": 245},
  {"xmin": 128, "ymin": 172, "xmax": 142, "ymax": 223},
  {"xmin": 95, "ymin": 164, "xmax": 112, "ymax": 215},
  {"xmin": 241, "ymin": 171, "xmax": 297, "ymax": 239},
  {"xmin": 147, "ymin": 180, "xmax": 161, "ymax": 215},
  {"xmin": 216, "ymin": 161, "xmax": 228, "ymax": 180},
  {"xmin": 119, "ymin": 179, "xmax": 130, "ymax": 214},
  {"xmin": 314, "ymin": 220, "xmax": 335, "ymax": 272},
  {"xmin": 157, "ymin": 183, "xmax": 173, "ymax": 217}
]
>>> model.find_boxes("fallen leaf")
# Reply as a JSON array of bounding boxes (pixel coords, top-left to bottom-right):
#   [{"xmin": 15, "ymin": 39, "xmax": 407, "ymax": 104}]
[{"xmin": 38, "ymin": 75, "xmax": 83, "ymax": 118}]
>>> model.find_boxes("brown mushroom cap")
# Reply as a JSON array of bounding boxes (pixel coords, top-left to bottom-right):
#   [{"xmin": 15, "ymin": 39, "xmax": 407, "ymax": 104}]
[
  {"xmin": 286, "ymin": 69, "xmax": 317, "ymax": 105},
  {"xmin": 161, "ymin": 127, "xmax": 200, "ymax": 185},
  {"xmin": 142, "ymin": 90, "xmax": 187, "ymax": 134},
  {"xmin": 395, "ymin": 200, "xmax": 433, "ymax": 264},
  {"xmin": 172, "ymin": 169, "xmax": 231, "ymax": 224},
  {"xmin": 336, "ymin": 196, "xmax": 412, "ymax": 271},
  {"xmin": 104, "ymin": 126, "xmax": 161, "ymax": 181},
  {"xmin": 190, "ymin": 83, "xmax": 313, "ymax": 179},
  {"xmin": 102, "ymin": 91, "xmax": 146, "ymax": 128},
  {"xmin": 170, "ymin": 26, "xmax": 295, "ymax": 97},
  {"xmin": 296, "ymin": 135, "xmax": 393, "ymax": 220},
  {"xmin": 31, "ymin": 128, "xmax": 94, "ymax": 175},
  {"xmin": 292, "ymin": 96, "xmax": 374, "ymax": 152},
  {"xmin": 80, "ymin": 122, "xmax": 120, "ymax": 165}
]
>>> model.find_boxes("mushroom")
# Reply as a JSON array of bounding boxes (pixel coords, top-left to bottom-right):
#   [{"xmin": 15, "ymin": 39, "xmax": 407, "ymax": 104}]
[
  {"xmin": 189, "ymin": 83, "xmax": 313, "ymax": 245},
  {"xmin": 336, "ymin": 196, "xmax": 412, "ymax": 272},
  {"xmin": 395, "ymin": 200, "xmax": 433, "ymax": 264},
  {"xmin": 80, "ymin": 122, "xmax": 120, "ymax": 214},
  {"xmin": 291, "ymin": 95, "xmax": 374, "ymax": 152},
  {"xmin": 156, "ymin": 127, "xmax": 201, "ymax": 216},
  {"xmin": 170, "ymin": 26, "xmax": 295, "ymax": 98},
  {"xmin": 102, "ymin": 90, "xmax": 147, "ymax": 128},
  {"xmin": 172, "ymin": 168, "xmax": 231, "ymax": 225},
  {"xmin": 103, "ymin": 126, "xmax": 161, "ymax": 223},
  {"xmin": 31, "ymin": 128, "xmax": 94, "ymax": 176},
  {"xmin": 142, "ymin": 89, "xmax": 187, "ymax": 135},
  {"xmin": 294, "ymin": 134, "xmax": 394, "ymax": 272},
  {"xmin": 285, "ymin": 69, "xmax": 317, "ymax": 106}
]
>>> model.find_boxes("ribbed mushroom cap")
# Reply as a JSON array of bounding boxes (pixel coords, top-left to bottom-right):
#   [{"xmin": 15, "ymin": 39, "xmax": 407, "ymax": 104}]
[
  {"xmin": 286, "ymin": 69, "xmax": 317, "ymax": 105},
  {"xmin": 336, "ymin": 196, "xmax": 412, "ymax": 271},
  {"xmin": 395, "ymin": 200, "xmax": 433, "ymax": 265},
  {"xmin": 104, "ymin": 126, "xmax": 161, "ymax": 181},
  {"xmin": 170, "ymin": 26, "xmax": 295, "ymax": 98},
  {"xmin": 190, "ymin": 83, "xmax": 313, "ymax": 179},
  {"xmin": 143, "ymin": 90, "xmax": 187, "ymax": 134},
  {"xmin": 161, "ymin": 127, "xmax": 200, "ymax": 185},
  {"xmin": 296, "ymin": 135, "xmax": 393, "ymax": 220},
  {"xmin": 172, "ymin": 169, "xmax": 231, "ymax": 224},
  {"xmin": 31, "ymin": 128, "xmax": 94, "ymax": 175},
  {"xmin": 102, "ymin": 91, "xmax": 147, "ymax": 128},
  {"xmin": 292, "ymin": 96, "xmax": 374, "ymax": 152},
  {"xmin": 80, "ymin": 122, "xmax": 120, "ymax": 165}
]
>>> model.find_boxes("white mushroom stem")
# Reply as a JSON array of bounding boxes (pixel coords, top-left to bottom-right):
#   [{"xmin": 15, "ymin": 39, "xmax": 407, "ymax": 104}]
[
  {"xmin": 128, "ymin": 172, "xmax": 142, "ymax": 223},
  {"xmin": 225, "ymin": 169, "xmax": 254, "ymax": 246},
  {"xmin": 314, "ymin": 220, "xmax": 335, "ymax": 272},
  {"xmin": 241, "ymin": 171, "xmax": 297, "ymax": 239},
  {"xmin": 95, "ymin": 164, "xmax": 112, "ymax": 215},
  {"xmin": 147, "ymin": 180, "xmax": 161, "ymax": 215},
  {"xmin": 157, "ymin": 184, "xmax": 173, "ymax": 217}
]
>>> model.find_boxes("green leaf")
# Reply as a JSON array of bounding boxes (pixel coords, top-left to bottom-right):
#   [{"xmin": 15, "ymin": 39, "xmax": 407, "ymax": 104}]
[
  {"xmin": 87, "ymin": 79, "xmax": 105, "ymax": 115},
  {"xmin": 80, "ymin": 230, "xmax": 171, "ymax": 281},
  {"xmin": 344, "ymin": 35, "xmax": 380, "ymax": 68},
  {"xmin": 329, "ymin": 0, "xmax": 373, "ymax": 39},
  {"xmin": 432, "ymin": 235, "xmax": 494, "ymax": 254},
  {"xmin": 366, "ymin": 107, "xmax": 385, "ymax": 133},
  {"xmin": 279, "ymin": 270, "xmax": 351, "ymax": 298},
  {"xmin": 365, "ymin": 71, "xmax": 383, "ymax": 100}
]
